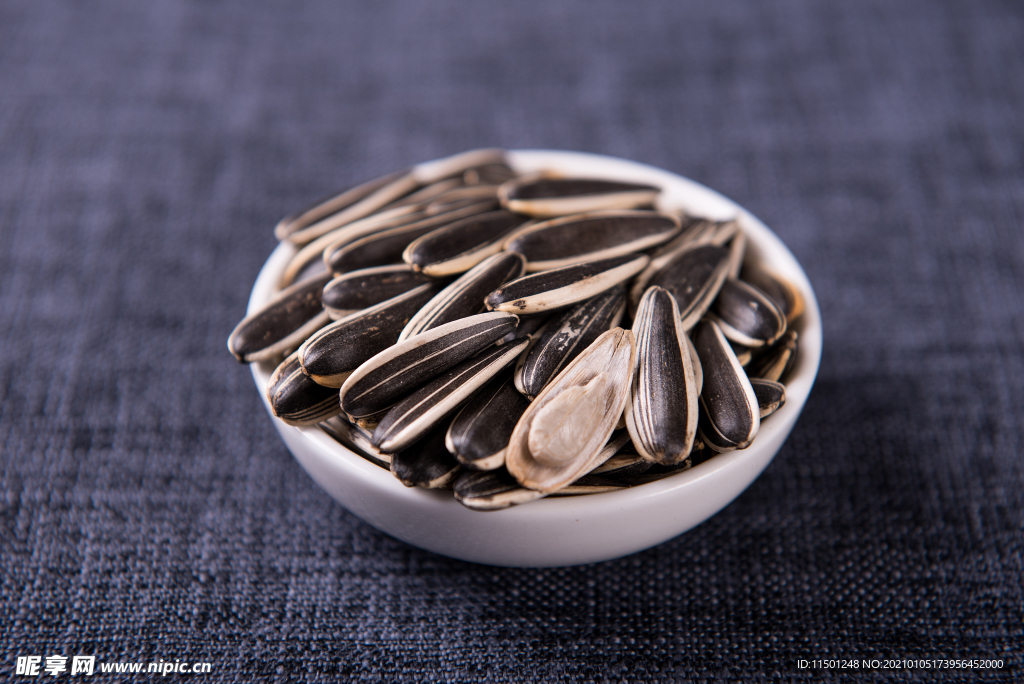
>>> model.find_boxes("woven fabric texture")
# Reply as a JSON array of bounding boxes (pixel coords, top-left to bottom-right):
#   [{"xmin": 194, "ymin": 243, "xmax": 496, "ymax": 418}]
[{"xmin": 1, "ymin": 1, "xmax": 1022, "ymax": 681}]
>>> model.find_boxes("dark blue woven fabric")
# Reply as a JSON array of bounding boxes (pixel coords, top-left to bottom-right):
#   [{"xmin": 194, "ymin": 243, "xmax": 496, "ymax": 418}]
[{"xmin": 1, "ymin": 1, "xmax": 1021, "ymax": 681}]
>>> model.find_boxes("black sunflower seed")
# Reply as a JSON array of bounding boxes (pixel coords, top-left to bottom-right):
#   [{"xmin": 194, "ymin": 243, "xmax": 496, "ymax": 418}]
[
  {"xmin": 321, "ymin": 265, "xmax": 434, "ymax": 319},
  {"xmin": 390, "ymin": 423, "xmax": 461, "ymax": 489},
  {"xmin": 708, "ymin": 278, "xmax": 787, "ymax": 348},
  {"xmin": 750, "ymin": 378, "xmax": 786, "ymax": 418},
  {"xmin": 747, "ymin": 329, "xmax": 799, "ymax": 383},
  {"xmin": 339, "ymin": 312, "xmax": 519, "ymax": 418},
  {"xmin": 266, "ymin": 351, "xmax": 343, "ymax": 426},
  {"xmin": 692, "ymin": 319, "xmax": 760, "ymax": 450},
  {"xmin": 227, "ymin": 271, "xmax": 333, "ymax": 363},
  {"xmin": 644, "ymin": 244, "xmax": 730, "ymax": 330},
  {"xmin": 298, "ymin": 282, "xmax": 442, "ymax": 387},
  {"xmin": 485, "ymin": 254, "xmax": 648, "ymax": 315},
  {"xmin": 503, "ymin": 210, "xmax": 680, "ymax": 272},
  {"xmin": 403, "ymin": 210, "xmax": 527, "ymax": 276},
  {"xmin": 499, "ymin": 177, "xmax": 659, "ymax": 217},
  {"xmin": 398, "ymin": 251, "xmax": 526, "ymax": 342},
  {"xmin": 514, "ymin": 285, "xmax": 626, "ymax": 399},
  {"xmin": 626, "ymin": 287, "xmax": 699, "ymax": 465},
  {"xmin": 453, "ymin": 468, "xmax": 545, "ymax": 511},
  {"xmin": 372, "ymin": 339, "xmax": 529, "ymax": 453},
  {"xmin": 446, "ymin": 372, "xmax": 530, "ymax": 471}
]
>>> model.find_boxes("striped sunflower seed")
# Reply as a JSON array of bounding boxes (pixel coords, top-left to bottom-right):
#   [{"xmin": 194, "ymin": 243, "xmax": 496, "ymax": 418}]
[
  {"xmin": 402, "ymin": 210, "xmax": 527, "ymax": 276},
  {"xmin": 514, "ymin": 285, "xmax": 626, "ymax": 399},
  {"xmin": 390, "ymin": 423, "xmax": 462, "ymax": 489},
  {"xmin": 324, "ymin": 199, "xmax": 498, "ymax": 274},
  {"xmin": 453, "ymin": 468, "xmax": 546, "ymax": 511},
  {"xmin": 485, "ymin": 254, "xmax": 649, "ymax": 315},
  {"xmin": 626, "ymin": 287, "xmax": 699, "ymax": 465},
  {"xmin": 339, "ymin": 311, "xmax": 520, "ymax": 418},
  {"xmin": 692, "ymin": 319, "xmax": 760, "ymax": 451},
  {"xmin": 266, "ymin": 350, "xmax": 343, "ymax": 426},
  {"xmin": 747, "ymin": 329, "xmax": 798, "ymax": 383},
  {"xmin": 506, "ymin": 328, "xmax": 636, "ymax": 493},
  {"xmin": 398, "ymin": 251, "xmax": 525, "ymax": 342},
  {"xmin": 499, "ymin": 177, "xmax": 660, "ymax": 217},
  {"xmin": 639, "ymin": 243, "xmax": 730, "ymax": 330},
  {"xmin": 298, "ymin": 282, "xmax": 442, "ymax": 387},
  {"xmin": 274, "ymin": 168, "xmax": 408, "ymax": 244},
  {"xmin": 371, "ymin": 338, "xmax": 529, "ymax": 453},
  {"xmin": 446, "ymin": 372, "xmax": 530, "ymax": 471},
  {"xmin": 750, "ymin": 378, "xmax": 786, "ymax": 418},
  {"xmin": 707, "ymin": 278, "xmax": 787, "ymax": 348},
  {"xmin": 227, "ymin": 271, "xmax": 333, "ymax": 363},
  {"xmin": 319, "ymin": 417, "xmax": 392, "ymax": 469},
  {"xmin": 502, "ymin": 210, "xmax": 680, "ymax": 272},
  {"xmin": 740, "ymin": 265, "xmax": 806, "ymax": 324},
  {"xmin": 321, "ymin": 265, "xmax": 434, "ymax": 320}
]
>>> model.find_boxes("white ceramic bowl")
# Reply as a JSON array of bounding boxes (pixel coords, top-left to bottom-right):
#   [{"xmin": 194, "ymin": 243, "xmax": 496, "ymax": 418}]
[{"xmin": 248, "ymin": 150, "xmax": 822, "ymax": 567}]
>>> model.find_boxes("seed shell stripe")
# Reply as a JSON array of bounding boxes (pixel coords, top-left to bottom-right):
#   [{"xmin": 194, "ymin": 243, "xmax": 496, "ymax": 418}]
[
  {"xmin": 398, "ymin": 252, "xmax": 526, "ymax": 343},
  {"xmin": 446, "ymin": 372, "xmax": 529, "ymax": 471},
  {"xmin": 485, "ymin": 254, "xmax": 649, "ymax": 315},
  {"xmin": 227, "ymin": 272, "xmax": 333, "ymax": 363},
  {"xmin": 503, "ymin": 210, "xmax": 680, "ymax": 272},
  {"xmin": 322, "ymin": 265, "xmax": 434, "ymax": 319},
  {"xmin": 626, "ymin": 287, "xmax": 699, "ymax": 465},
  {"xmin": 403, "ymin": 210, "xmax": 527, "ymax": 276},
  {"xmin": 692, "ymin": 319, "xmax": 760, "ymax": 450},
  {"xmin": 514, "ymin": 285, "xmax": 626, "ymax": 399},
  {"xmin": 298, "ymin": 282, "xmax": 442, "ymax": 387},
  {"xmin": 372, "ymin": 339, "xmax": 529, "ymax": 453},
  {"xmin": 340, "ymin": 312, "xmax": 519, "ymax": 418},
  {"xmin": 499, "ymin": 177, "xmax": 660, "ymax": 217}
]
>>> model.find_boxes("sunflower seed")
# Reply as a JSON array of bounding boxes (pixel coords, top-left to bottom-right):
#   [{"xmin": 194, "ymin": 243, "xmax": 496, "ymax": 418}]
[
  {"xmin": 750, "ymin": 378, "xmax": 786, "ymax": 418},
  {"xmin": 485, "ymin": 254, "xmax": 649, "ymax": 315},
  {"xmin": 398, "ymin": 252, "xmax": 525, "ymax": 342},
  {"xmin": 707, "ymin": 278, "xmax": 787, "ymax": 348},
  {"xmin": 747, "ymin": 329, "xmax": 798, "ymax": 383},
  {"xmin": 740, "ymin": 266, "xmax": 806, "ymax": 324},
  {"xmin": 390, "ymin": 423, "xmax": 461, "ymax": 488},
  {"xmin": 550, "ymin": 474, "xmax": 628, "ymax": 495},
  {"xmin": 588, "ymin": 445, "xmax": 652, "ymax": 479},
  {"xmin": 321, "ymin": 265, "xmax": 434, "ymax": 319},
  {"xmin": 324, "ymin": 199, "xmax": 498, "ymax": 274},
  {"xmin": 298, "ymin": 282, "xmax": 442, "ymax": 387},
  {"xmin": 626, "ymin": 287, "xmax": 699, "ymax": 465},
  {"xmin": 340, "ymin": 311, "xmax": 520, "ymax": 418},
  {"xmin": 506, "ymin": 328, "xmax": 636, "ymax": 493},
  {"xmin": 411, "ymin": 148, "xmax": 508, "ymax": 185},
  {"xmin": 726, "ymin": 229, "xmax": 747, "ymax": 279},
  {"xmin": 280, "ymin": 204, "xmax": 427, "ymax": 287},
  {"xmin": 424, "ymin": 185, "xmax": 502, "ymax": 215},
  {"xmin": 227, "ymin": 271, "xmax": 333, "ymax": 363},
  {"xmin": 692, "ymin": 319, "xmax": 760, "ymax": 450},
  {"xmin": 287, "ymin": 172, "xmax": 420, "ymax": 247},
  {"xmin": 403, "ymin": 210, "xmax": 527, "ymax": 276},
  {"xmin": 464, "ymin": 163, "xmax": 517, "ymax": 186},
  {"xmin": 514, "ymin": 285, "xmax": 626, "ymax": 399},
  {"xmin": 640, "ymin": 243, "xmax": 731, "ymax": 330},
  {"xmin": 446, "ymin": 372, "xmax": 530, "ymax": 471},
  {"xmin": 387, "ymin": 177, "xmax": 464, "ymax": 208},
  {"xmin": 319, "ymin": 417, "xmax": 392, "ymax": 469},
  {"xmin": 499, "ymin": 177, "xmax": 660, "ymax": 217},
  {"xmin": 266, "ymin": 350, "xmax": 343, "ymax": 426},
  {"xmin": 453, "ymin": 468, "xmax": 546, "ymax": 511},
  {"xmin": 503, "ymin": 210, "xmax": 680, "ymax": 272},
  {"xmin": 372, "ymin": 338, "xmax": 529, "ymax": 453},
  {"xmin": 274, "ymin": 168, "xmax": 408, "ymax": 243}
]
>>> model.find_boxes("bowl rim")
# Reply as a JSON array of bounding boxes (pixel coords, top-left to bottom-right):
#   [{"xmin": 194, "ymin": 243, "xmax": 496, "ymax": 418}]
[{"xmin": 246, "ymin": 149, "xmax": 822, "ymax": 558}]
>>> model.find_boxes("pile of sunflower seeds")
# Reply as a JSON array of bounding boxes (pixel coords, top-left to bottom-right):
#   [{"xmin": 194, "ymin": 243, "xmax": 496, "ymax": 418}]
[{"xmin": 229, "ymin": 149, "xmax": 804, "ymax": 511}]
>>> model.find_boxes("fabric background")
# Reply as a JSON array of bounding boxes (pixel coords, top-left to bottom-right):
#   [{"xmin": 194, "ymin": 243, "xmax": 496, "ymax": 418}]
[{"xmin": 1, "ymin": 1, "xmax": 1022, "ymax": 681}]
